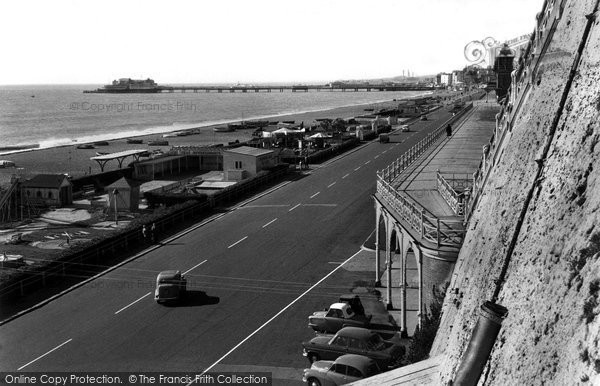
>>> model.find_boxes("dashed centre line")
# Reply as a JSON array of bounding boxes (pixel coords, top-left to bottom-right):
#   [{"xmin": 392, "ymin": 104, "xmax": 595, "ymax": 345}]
[
  {"xmin": 18, "ymin": 338, "xmax": 73, "ymax": 370},
  {"xmin": 342, "ymin": 173, "xmax": 350, "ymax": 179},
  {"xmin": 183, "ymin": 259, "xmax": 208, "ymax": 275},
  {"xmin": 310, "ymin": 192, "xmax": 320, "ymax": 199},
  {"xmin": 228, "ymin": 236, "xmax": 248, "ymax": 249},
  {"xmin": 262, "ymin": 218, "xmax": 278, "ymax": 228},
  {"xmin": 374, "ymin": 155, "xmax": 379, "ymax": 159},
  {"xmin": 327, "ymin": 182, "xmax": 336, "ymax": 188},
  {"xmin": 288, "ymin": 203, "xmax": 301, "ymax": 212},
  {"xmin": 354, "ymin": 166, "xmax": 361, "ymax": 171},
  {"xmin": 364, "ymin": 160, "xmax": 371, "ymax": 165},
  {"xmin": 115, "ymin": 292, "xmax": 151, "ymax": 315}
]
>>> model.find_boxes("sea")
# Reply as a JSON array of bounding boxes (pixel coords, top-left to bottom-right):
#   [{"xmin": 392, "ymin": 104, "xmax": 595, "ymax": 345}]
[{"xmin": 0, "ymin": 84, "xmax": 428, "ymax": 153}]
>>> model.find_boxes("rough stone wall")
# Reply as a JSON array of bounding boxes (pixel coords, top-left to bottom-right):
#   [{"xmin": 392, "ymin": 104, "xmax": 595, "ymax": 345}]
[
  {"xmin": 422, "ymin": 255, "xmax": 453, "ymax": 308},
  {"xmin": 431, "ymin": 0, "xmax": 600, "ymax": 384}
]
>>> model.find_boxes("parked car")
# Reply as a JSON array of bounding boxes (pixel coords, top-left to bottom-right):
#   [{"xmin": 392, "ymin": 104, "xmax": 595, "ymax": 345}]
[
  {"xmin": 309, "ymin": 303, "xmax": 371, "ymax": 333},
  {"xmin": 420, "ymin": 115, "xmax": 428, "ymax": 121},
  {"xmin": 400, "ymin": 124, "xmax": 410, "ymax": 132},
  {"xmin": 154, "ymin": 270, "xmax": 186, "ymax": 303},
  {"xmin": 302, "ymin": 354, "xmax": 381, "ymax": 386},
  {"xmin": 302, "ymin": 327, "xmax": 405, "ymax": 370}
]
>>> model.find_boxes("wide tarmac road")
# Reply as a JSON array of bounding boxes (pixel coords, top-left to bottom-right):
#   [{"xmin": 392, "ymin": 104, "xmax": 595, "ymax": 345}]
[{"xmin": 0, "ymin": 108, "xmax": 457, "ymax": 384}]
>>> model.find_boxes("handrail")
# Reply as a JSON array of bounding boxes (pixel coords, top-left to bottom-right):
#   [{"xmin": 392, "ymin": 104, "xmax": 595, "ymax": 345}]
[
  {"xmin": 378, "ymin": 102, "xmax": 475, "ymax": 183},
  {"xmin": 377, "ymin": 177, "xmax": 465, "ymax": 248},
  {"xmin": 436, "ymin": 171, "xmax": 472, "ymax": 216}
]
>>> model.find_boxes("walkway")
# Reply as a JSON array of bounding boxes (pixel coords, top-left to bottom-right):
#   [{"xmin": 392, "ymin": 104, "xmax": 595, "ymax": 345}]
[
  {"xmin": 396, "ymin": 100, "xmax": 499, "ymax": 219},
  {"xmin": 374, "ymin": 98, "xmax": 500, "ymax": 338}
]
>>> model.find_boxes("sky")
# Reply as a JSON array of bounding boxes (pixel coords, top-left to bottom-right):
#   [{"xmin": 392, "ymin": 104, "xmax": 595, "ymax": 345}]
[{"xmin": 0, "ymin": 0, "xmax": 543, "ymax": 85}]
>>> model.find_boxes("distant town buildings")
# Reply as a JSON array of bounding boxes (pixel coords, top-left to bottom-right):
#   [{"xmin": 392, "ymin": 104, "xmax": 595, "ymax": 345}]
[{"xmin": 435, "ymin": 34, "xmax": 530, "ymax": 91}]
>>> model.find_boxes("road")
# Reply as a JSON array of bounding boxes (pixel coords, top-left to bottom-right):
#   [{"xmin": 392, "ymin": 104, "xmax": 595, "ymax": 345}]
[{"xmin": 0, "ymin": 108, "xmax": 455, "ymax": 384}]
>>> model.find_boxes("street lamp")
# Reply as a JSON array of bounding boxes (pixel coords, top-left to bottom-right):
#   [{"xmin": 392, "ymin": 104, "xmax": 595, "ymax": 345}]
[{"xmin": 113, "ymin": 188, "xmax": 119, "ymax": 225}]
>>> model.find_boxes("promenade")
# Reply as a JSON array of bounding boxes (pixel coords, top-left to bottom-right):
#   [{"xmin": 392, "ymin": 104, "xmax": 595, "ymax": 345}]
[{"xmin": 378, "ymin": 98, "xmax": 500, "ymax": 335}]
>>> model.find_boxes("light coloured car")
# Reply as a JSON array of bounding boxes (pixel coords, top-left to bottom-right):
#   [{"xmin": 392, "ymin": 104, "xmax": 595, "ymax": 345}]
[
  {"xmin": 302, "ymin": 327, "xmax": 405, "ymax": 370},
  {"xmin": 302, "ymin": 354, "xmax": 380, "ymax": 386},
  {"xmin": 400, "ymin": 124, "xmax": 410, "ymax": 132}
]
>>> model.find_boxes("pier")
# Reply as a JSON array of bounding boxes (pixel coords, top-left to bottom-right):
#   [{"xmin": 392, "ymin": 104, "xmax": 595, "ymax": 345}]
[{"xmin": 84, "ymin": 84, "xmax": 434, "ymax": 94}]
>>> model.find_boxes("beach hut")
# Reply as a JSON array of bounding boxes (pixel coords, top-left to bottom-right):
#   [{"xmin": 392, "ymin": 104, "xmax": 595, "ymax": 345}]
[{"xmin": 106, "ymin": 177, "xmax": 141, "ymax": 212}]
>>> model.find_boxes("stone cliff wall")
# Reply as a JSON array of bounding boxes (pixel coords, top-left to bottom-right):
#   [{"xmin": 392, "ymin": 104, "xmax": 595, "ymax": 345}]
[{"xmin": 430, "ymin": 0, "xmax": 600, "ymax": 384}]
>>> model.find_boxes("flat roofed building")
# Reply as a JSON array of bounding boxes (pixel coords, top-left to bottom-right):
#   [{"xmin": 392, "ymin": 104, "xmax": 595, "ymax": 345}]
[{"xmin": 222, "ymin": 146, "xmax": 276, "ymax": 181}]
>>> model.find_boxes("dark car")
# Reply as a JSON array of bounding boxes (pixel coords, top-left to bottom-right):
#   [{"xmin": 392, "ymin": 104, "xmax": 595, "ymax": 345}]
[
  {"xmin": 420, "ymin": 115, "xmax": 428, "ymax": 121},
  {"xmin": 302, "ymin": 354, "xmax": 381, "ymax": 386},
  {"xmin": 154, "ymin": 270, "xmax": 186, "ymax": 303},
  {"xmin": 302, "ymin": 327, "xmax": 404, "ymax": 370},
  {"xmin": 308, "ymin": 303, "xmax": 371, "ymax": 333}
]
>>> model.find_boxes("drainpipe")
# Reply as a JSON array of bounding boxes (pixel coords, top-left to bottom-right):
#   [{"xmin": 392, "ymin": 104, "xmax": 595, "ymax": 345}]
[
  {"xmin": 375, "ymin": 209, "xmax": 381, "ymax": 286},
  {"xmin": 453, "ymin": 302, "xmax": 508, "ymax": 386}
]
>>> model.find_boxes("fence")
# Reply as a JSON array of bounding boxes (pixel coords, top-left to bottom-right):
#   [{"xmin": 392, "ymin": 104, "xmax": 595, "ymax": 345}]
[
  {"xmin": 436, "ymin": 171, "xmax": 471, "ymax": 216},
  {"xmin": 378, "ymin": 103, "xmax": 473, "ymax": 182}
]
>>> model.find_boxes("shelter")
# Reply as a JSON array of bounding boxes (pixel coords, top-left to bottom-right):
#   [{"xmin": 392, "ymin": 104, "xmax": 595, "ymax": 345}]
[
  {"xmin": 106, "ymin": 177, "xmax": 141, "ymax": 212},
  {"xmin": 21, "ymin": 174, "xmax": 73, "ymax": 207},
  {"xmin": 90, "ymin": 149, "xmax": 148, "ymax": 172},
  {"xmin": 222, "ymin": 146, "xmax": 276, "ymax": 181}
]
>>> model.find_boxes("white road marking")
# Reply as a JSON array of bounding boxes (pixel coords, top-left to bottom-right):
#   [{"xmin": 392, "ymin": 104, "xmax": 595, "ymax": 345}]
[
  {"xmin": 302, "ymin": 204, "xmax": 337, "ymax": 207},
  {"xmin": 115, "ymin": 292, "xmax": 151, "ymax": 315},
  {"xmin": 18, "ymin": 338, "xmax": 73, "ymax": 370},
  {"xmin": 262, "ymin": 218, "xmax": 278, "ymax": 228},
  {"xmin": 228, "ymin": 236, "xmax": 248, "ymax": 249},
  {"xmin": 310, "ymin": 192, "xmax": 320, "ymax": 199},
  {"xmin": 327, "ymin": 182, "xmax": 336, "ymax": 188},
  {"xmin": 239, "ymin": 205, "xmax": 290, "ymax": 209},
  {"xmin": 365, "ymin": 160, "xmax": 371, "ymax": 165},
  {"xmin": 374, "ymin": 155, "xmax": 379, "ymax": 159},
  {"xmin": 382, "ymin": 150, "xmax": 388, "ymax": 154},
  {"xmin": 288, "ymin": 203, "xmax": 301, "ymax": 212},
  {"xmin": 183, "ymin": 259, "xmax": 208, "ymax": 275},
  {"xmin": 354, "ymin": 166, "xmax": 361, "ymax": 171},
  {"xmin": 192, "ymin": 249, "xmax": 363, "ymax": 381},
  {"xmin": 342, "ymin": 173, "xmax": 350, "ymax": 179}
]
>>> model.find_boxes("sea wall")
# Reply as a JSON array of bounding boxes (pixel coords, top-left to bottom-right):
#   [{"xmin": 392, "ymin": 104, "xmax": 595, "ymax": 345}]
[{"xmin": 431, "ymin": 0, "xmax": 600, "ymax": 384}]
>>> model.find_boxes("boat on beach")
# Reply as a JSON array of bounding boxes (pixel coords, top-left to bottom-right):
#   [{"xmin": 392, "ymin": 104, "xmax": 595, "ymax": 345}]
[
  {"xmin": 148, "ymin": 140, "xmax": 169, "ymax": 146},
  {"xmin": 126, "ymin": 138, "xmax": 144, "ymax": 144},
  {"xmin": 214, "ymin": 126, "xmax": 235, "ymax": 132}
]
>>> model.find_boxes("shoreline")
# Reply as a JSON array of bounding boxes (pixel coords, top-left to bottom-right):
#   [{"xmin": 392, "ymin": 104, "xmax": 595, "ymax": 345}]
[
  {"xmin": 0, "ymin": 92, "xmax": 432, "ymax": 157},
  {"xmin": 0, "ymin": 90, "xmax": 458, "ymax": 185}
]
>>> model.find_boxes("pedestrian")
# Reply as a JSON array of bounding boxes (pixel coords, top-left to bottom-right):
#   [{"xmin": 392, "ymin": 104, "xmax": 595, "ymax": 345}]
[
  {"xmin": 151, "ymin": 223, "xmax": 156, "ymax": 243},
  {"xmin": 446, "ymin": 124, "xmax": 452, "ymax": 137},
  {"xmin": 142, "ymin": 225, "xmax": 147, "ymax": 242}
]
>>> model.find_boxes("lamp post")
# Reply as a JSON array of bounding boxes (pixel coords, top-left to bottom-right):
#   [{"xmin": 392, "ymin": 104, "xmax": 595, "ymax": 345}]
[{"xmin": 113, "ymin": 188, "xmax": 119, "ymax": 225}]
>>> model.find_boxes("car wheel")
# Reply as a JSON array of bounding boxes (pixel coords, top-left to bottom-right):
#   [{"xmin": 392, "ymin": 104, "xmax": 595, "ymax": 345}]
[
  {"xmin": 306, "ymin": 377, "xmax": 321, "ymax": 386},
  {"xmin": 308, "ymin": 353, "xmax": 320, "ymax": 364}
]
